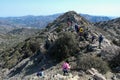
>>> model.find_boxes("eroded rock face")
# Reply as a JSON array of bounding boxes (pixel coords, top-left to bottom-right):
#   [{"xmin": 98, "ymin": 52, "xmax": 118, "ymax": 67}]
[
  {"xmin": 87, "ymin": 68, "xmax": 106, "ymax": 80},
  {"xmin": 100, "ymin": 45, "xmax": 120, "ymax": 61}
]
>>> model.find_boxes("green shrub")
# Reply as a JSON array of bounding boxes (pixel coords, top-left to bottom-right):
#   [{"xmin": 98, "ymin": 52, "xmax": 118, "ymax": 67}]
[
  {"xmin": 109, "ymin": 53, "xmax": 120, "ymax": 71},
  {"xmin": 77, "ymin": 55, "xmax": 110, "ymax": 74},
  {"xmin": 29, "ymin": 42, "xmax": 40, "ymax": 53},
  {"xmin": 48, "ymin": 32, "xmax": 79, "ymax": 61},
  {"xmin": 22, "ymin": 41, "xmax": 40, "ymax": 55}
]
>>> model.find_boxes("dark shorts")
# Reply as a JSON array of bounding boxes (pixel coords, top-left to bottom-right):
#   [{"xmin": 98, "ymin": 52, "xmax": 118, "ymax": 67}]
[{"xmin": 63, "ymin": 69, "xmax": 68, "ymax": 73}]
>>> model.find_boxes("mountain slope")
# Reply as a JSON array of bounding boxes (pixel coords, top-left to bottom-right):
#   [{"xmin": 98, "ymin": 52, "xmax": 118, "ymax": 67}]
[
  {"xmin": 0, "ymin": 11, "xmax": 120, "ymax": 80},
  {"xmin": 0, "ymin": 28, "xmax": 40, "ymax": 52},
  {"xmin": 0, "ymin": 11, "xmax": 93, "ymax": 70},
  {"xmin": 94, "ymin": 17, "xmax": 120, "ymax": 46}
]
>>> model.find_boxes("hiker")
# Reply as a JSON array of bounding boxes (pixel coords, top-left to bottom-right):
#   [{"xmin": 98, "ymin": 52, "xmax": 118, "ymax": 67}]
[
  {"xmin": 67, "ymin": 21, "xmax": 72, "ymax": 27},
  {"xmin": 74, "ymin": 24, "xmax": 79, "ymax": 33},
  {"xmin": 83, "ymin": 31, "xmax": 88, "ymax": 40},
  {"xmin": 62, "ymin": 60, "xmax": 70, "ymax": 76},
  {"xmin": 65, "ymin": 17, "xmax": 72, "ymax": 31},
  {"xmin": 67, "ymin": 17, "xmax": 72, "ymax": 27},
  {"xmin": 78, "ymin": 27, "xmax": 85, "ymax": 41},
  {"xmin": 37, "ymin": 67, "xmax": 45, "ymax": 78},
  {"xmin": 98, "ymin": 34, "xmax": 104, "ymax": 49},
  {"xmin": 91, "ymin": 35, "xmax": 96, "ymax": 43},
  {"xmin": 79, "ymin": 27, "xmax": 84, "ymax": 36},
  {"xmin": 86, "ymin": 44, "xmax": 97, "ymax": 52}
]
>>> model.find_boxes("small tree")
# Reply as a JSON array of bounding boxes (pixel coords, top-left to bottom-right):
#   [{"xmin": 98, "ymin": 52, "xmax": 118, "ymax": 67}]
[
  {"xmin": 109, "ymin": 52, "xmax": 120, "ymax": 72},
  {"xmin": 48, "ymin": 32, "xmax": 79, "ymax": 61}
]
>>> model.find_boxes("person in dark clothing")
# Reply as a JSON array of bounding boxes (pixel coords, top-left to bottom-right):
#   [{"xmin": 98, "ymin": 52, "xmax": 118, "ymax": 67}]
[
  {"xmin": 86, "ymin": 44, "xmax": 93, "ymax": 52},
  {"xmin": 37, "ymin": 67, "xmax": 45, "ymax": 78},
  {"xmin": 83, "ymin": 31, "xmax": 88, "ymax": 40},
  {"xmin": 67, "ymin": 17, "xmax": 72, "ymax": 27},
  {"xmin": 91, "ymin": 35, "xmax": 95, "ymax": 43},
  {"xmin": 86, "ymin": 44, "xmax": 97, "ymax": 52},
  {"xmin": 74, "ymin": 24, "xmax": 79, "ymax": 33},
  {"xmin": 98, "ymin": 34, "xmax": 104, "ymax": 49}
]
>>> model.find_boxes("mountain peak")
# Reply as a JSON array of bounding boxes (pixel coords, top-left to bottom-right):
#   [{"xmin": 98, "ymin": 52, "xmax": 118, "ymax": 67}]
[
  {"xmin": 64, "ymin": 11, "xmax": 78, "ymax": 16},
  {"xmin": 46, "ymin": 11, "xmax": 92, "ymax": 30}
]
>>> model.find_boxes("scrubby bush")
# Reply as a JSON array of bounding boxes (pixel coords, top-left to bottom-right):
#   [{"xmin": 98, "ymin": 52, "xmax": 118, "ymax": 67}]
[
  {"xmin": 77, "ymin": 55, "xmax": 110, "ymax": 74},
  {"xmin": 48, "ymin": 32, "xmax": 79, "ymax": 61},
  {"xmin": 112, "ymin": 39, "xmax": 120, "ymax": 46},
  {"xmin": 109, "ymin": 52, "xmax": 120, "ymax": 72},
  {"xmin": 29, "ymin": 42, "xmax": 40, "ymax": 53},
  {"xmin": 4, "ymin": 55, "xmax": 18, "ymax": 69},
  {"xmin": 22, "ymin": 40, "xmax": 41, "ymax": 56}
]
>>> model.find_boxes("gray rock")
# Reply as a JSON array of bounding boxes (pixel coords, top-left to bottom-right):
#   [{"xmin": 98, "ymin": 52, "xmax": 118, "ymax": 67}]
[{"xmin": 87, "ymin": 68, "xmax": 106, "ymax": 80}]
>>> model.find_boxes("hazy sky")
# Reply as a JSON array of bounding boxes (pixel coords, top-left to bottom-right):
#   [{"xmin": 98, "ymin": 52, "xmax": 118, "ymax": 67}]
[{"xmin": 0, "ymin": 0, "xmax": 120, "ymax": 17}]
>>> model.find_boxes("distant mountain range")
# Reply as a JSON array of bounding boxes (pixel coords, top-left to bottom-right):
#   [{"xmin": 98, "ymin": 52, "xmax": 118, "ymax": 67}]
[
  {"xmin": 0, "ymin": 13, "xmax": 114, "ymax": 31},
  {"xmin": 80, "ymin": 14, "xmax": 113, "ymax": 23},
  {"xmin": 0, "ymin": 14, "xmax": 60, "ymax": 30}
]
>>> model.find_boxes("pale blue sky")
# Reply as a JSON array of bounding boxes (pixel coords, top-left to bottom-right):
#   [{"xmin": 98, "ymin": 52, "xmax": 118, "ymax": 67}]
[{"xmin": 0, "ymin": 0, "xmax": 120, "ymax": 17}]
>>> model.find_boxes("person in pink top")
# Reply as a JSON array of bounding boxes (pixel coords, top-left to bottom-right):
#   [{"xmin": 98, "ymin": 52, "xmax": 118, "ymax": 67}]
[{"xmin": 62, "ymin": 60, "xmax": 70, "ymax": 75}]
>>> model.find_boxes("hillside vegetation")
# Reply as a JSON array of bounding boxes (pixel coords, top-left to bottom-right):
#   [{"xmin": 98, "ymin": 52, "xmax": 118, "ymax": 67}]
[
  {"xmin": 0, "ymin": 11, "xmax": 120, "ymax": 80},
  {"xmin": 0, "ymin": 28, "xmax": 40, "ymax": 52}
]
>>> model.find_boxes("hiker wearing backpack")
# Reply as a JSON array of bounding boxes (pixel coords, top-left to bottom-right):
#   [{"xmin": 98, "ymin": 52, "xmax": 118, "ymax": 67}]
[
  {"xmin": 62, "ymin": 60, "xmax": 70, "ymax": 76},
  {"xmin": 37, "ymin": 67, "xmax": 45, "ymax": 78},
  {"xmin": 91, "ymin": 35, "xmax": 96, "ymax": 43},
  {"xmin": 83, "ymin": 31, "xmax": 88, "ymax": 41},
  {"xmin": 79, "ymin": 27, "xmax": 84, "ymax": 36},
  {"xmin": 74, "ymin": 24, "xmax": 79, "ymax": 33},
  {"xmin": 98, "ymin": 34, "xmax": 104, "ymax": 49},
  {"xmin": 66, "ymin": 17, "xmax": 73, "ymax": 31},
  {"xmin": 67, "ymin": 17, "xmax": 72, "ymax": 27}
]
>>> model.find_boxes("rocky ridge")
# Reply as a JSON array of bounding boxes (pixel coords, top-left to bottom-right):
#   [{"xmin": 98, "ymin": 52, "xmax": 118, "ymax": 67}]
[{"xmin": 0, "ymin": 11, "xmax": 120, "ymax": 80}]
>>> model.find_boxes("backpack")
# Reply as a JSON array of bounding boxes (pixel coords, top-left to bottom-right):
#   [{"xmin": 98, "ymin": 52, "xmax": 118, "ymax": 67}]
[{"xmin": 79, "ymin": 28, "xmax": 83, "ymax": 33}]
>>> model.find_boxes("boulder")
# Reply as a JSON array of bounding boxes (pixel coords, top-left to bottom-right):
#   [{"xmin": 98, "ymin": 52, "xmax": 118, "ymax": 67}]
[
  {"xmin": 116, "ymin": 73, "xmax": 120, "ymax": 79},
  {"xmin": 93, "ymin": 73, "xmax": 106, "ymax": 80},
  {"xmin": 87, "ymin": 68, "xmax": 106, "ymax": 80}
]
